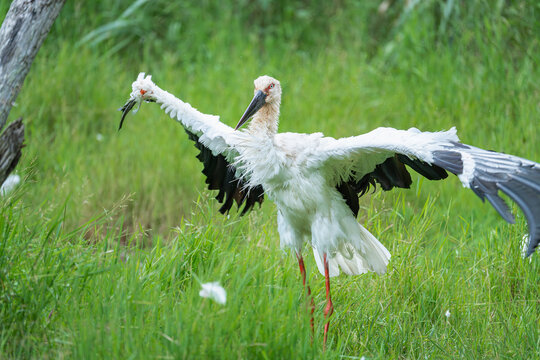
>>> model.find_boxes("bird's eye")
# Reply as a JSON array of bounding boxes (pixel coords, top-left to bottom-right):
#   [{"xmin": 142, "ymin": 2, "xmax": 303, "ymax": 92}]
[{"xmin": 270, "ymin": 84, "xmax": 274, "ymax": 89}]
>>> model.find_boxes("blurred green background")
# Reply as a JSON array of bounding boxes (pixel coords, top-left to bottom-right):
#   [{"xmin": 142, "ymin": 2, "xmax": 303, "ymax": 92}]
[{"xmin": 1, "ymin": 0, "xmax": 539, "ymax": 358}]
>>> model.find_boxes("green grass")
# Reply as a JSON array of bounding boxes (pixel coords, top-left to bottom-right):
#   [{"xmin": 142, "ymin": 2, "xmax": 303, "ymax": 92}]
[{"xmin": 1, "ymin": 1, "xmax": 539, "ymax": 358}]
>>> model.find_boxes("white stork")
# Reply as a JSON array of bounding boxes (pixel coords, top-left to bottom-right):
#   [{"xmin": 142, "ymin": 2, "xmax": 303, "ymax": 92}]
[{"xmin": 119, "ymin": 73, "xmax": 540, "ymax": 346}]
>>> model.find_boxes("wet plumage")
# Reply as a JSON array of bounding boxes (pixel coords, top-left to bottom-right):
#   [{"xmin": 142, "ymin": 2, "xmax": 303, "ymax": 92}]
[{"xmin": 120, "ymin": 72, "xmax": 540, "ymax": 345}]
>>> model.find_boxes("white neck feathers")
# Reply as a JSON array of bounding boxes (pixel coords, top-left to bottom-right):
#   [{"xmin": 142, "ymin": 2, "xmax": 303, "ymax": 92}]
[{"xmin": 248, "ymin": 101, "xmax": 280, "ymax": 137}]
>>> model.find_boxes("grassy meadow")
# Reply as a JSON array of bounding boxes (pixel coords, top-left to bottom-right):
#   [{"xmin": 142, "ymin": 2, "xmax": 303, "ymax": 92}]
[{"xmin": 1, "ymin": 0, "xmax": 539, "ymax": 358}]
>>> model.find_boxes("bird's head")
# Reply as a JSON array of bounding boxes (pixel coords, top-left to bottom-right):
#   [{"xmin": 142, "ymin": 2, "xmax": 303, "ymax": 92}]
[
  {"xmin": 235, "ymin": 75, "xmax": 281, "ymax": 130},
  {"xmin": 118, "ymin": 73, "xmax": 158, "ymax": 130}
]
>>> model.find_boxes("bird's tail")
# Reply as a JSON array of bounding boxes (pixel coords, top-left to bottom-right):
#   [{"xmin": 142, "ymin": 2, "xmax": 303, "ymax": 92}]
[{"xmin": 312, "ymin": 223, "xmax": 390, "ymax": 277}]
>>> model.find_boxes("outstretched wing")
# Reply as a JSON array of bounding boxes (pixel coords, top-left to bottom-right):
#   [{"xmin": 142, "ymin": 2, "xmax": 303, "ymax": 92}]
[
  {"xmin": 120, "ymin": 73, "xmax": 264, "ymax": 215},
  {"xmin": 313, "ymin": 127, "xmax": 540, "ymax": 256}
]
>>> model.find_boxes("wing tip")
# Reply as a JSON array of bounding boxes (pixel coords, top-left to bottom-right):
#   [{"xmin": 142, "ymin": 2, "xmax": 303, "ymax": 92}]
[{"xmin": 524, "ymin": 232, "xmax": 539, "ymax": 257}]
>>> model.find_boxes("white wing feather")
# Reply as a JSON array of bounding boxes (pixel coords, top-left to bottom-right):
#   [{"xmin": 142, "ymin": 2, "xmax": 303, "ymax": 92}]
[
  {"xmin": 311, "ymin": 127, "xmax": 460, "ymax": 185},
  {"xmin": 129, "ymin": 73, "xmax": 245, "ymax": 161}
]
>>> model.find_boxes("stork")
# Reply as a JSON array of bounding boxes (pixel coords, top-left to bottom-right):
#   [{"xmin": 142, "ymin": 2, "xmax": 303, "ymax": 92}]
[{"xmin": 119, "ymin": 73, "xmax": 540, "ymax": 347}]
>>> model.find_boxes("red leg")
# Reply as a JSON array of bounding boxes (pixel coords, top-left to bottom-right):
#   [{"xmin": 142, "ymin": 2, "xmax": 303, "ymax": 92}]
[
  {"xmin": 323, "ymin": 253, "xmax": 334, "ymax": 350},
  {"xmin": 296, "ymin": 252, "xmax": 315, "ymax": 334}
]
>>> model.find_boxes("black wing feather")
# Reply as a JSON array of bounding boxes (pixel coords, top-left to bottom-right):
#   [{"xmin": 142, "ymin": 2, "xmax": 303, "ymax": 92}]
[
  {"xmin": 186, "ymin": 130, "xmax": 264, "ymax": 215},
  {"xmin": 397, "ymin": 154, "xmax": 449, "ymax": 180},
  {"xmin": 336, "ymin": 154, "xmax": 433, "ymax": 217},
  {"xmin": 336, "ymin": 155, "xmax": 449, "ymax": 218}
]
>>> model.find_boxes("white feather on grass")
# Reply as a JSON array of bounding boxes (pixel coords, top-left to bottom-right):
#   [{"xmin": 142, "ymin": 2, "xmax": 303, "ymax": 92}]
[
  {"xmin": 199, "ymin": 282, "xmax": 226, "ymax": 305},
  {"xmin": 1, "ymin": 174, "xmax": 20, "ymax": 196}
]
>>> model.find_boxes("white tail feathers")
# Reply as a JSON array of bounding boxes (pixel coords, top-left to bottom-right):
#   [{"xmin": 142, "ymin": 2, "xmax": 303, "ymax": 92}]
[{"xmin": 312, "ymin": 224, "xmax": 390, "ymax": 277}]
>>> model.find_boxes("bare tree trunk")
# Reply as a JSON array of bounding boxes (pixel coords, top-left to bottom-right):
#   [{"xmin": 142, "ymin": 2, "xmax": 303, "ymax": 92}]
[
  {"xmin": 0, "ymin": 0, "xmax": 66, "ymax": 186},
  {"xmin": 0, "ymin": 118, "xmax": 24, "ymax": 184}
]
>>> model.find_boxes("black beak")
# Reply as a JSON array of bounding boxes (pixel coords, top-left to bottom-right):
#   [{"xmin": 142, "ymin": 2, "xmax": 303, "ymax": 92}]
[
  {"xmin": 117, "ymin": 98, "xmax": 156, "ymax": 131},
  {"xmin": 118, "ymin": 99, "xmax": 137, "ymax": 131},
  {"xmin": 234, "ymin": 90, "xmax": 267, "ymax": 130}
]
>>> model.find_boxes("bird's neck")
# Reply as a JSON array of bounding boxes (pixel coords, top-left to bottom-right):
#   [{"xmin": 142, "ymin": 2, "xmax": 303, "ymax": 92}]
[{"xmin": 247, "ymin": 101, "xmax": 280, "ymax": 137}]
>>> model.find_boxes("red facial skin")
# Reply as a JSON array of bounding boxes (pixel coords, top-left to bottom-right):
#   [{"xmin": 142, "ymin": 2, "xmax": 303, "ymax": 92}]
[{"xmin": 263, "ymin": 83, "xmax": 274, "ymax": 95}]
